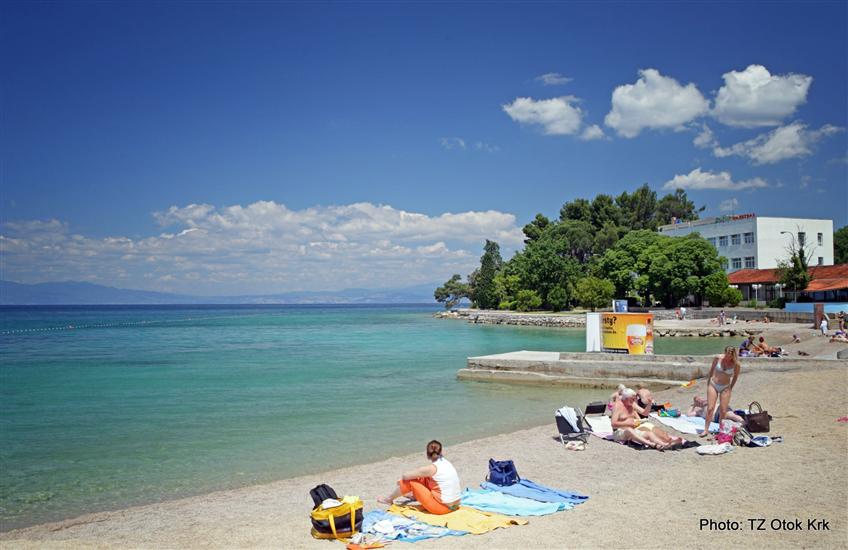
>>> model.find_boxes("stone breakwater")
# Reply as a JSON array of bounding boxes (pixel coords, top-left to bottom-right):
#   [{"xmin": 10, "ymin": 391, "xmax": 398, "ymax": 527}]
[
  {"xmin": 434, "ymin": 309, "xmax": 585, "ymax": 327},
  {"xmin": 434, "ymin": 309, "xmax": 762, "ymax": 337}
]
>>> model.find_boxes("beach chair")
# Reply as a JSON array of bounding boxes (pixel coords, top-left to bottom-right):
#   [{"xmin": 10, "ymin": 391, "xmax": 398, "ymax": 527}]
[{"xmin": 555, "ymin": 406, "xmax": 590, "ymax": 444}]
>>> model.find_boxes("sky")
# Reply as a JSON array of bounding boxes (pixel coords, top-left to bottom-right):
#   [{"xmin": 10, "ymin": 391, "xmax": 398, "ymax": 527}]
[{"xmin": 1, "ymin": 1, "xmax": 846, "ymax": 295}]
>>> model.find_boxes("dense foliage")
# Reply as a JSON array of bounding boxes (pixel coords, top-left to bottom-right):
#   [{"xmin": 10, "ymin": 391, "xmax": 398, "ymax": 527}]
[
  {"xmin": 436, "ymin": 186, "xmax": 741, "ymax": 311},
  {"xmin": 835, "ymin": 226, "xmax": 848, "ymax": 264}
]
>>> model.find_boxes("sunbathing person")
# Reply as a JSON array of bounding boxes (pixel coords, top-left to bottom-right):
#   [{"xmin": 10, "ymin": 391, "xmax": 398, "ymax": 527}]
[
  {"xmin": 378, "ymin": 440, "xmax": 460, "ymax": 515},
  {"xmin": 611, "ymin": 388, "xmax": 683, "ymax": 450},
  {"xmin": 830, "ymin": 332, "xmax": 848, "ymax": 343},
  {"xmin": 635, "ymin": 384, "xmax": 655, "ymax": 417},
  {"xmin": 687, "ymin": 396, "xmax": 745, "ymax": 424},
  {"xmin": 754, "ymin": 336, "xmax": 781, "ymax": 356},
  {"xmin": 605, "ymin": 384, "xmax": 626, "ymax": 416}
]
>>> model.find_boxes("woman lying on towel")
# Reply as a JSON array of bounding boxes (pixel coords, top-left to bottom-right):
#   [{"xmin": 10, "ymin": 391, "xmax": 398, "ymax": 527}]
[
  {"xmin": 378, "ymin": 440, "xmax": 461, "ymax": 514},
  {"xmin": 688, "ymin": 395, "xmax": 745, "ymax": 424},
  {"xmin": 611, "ymin": 388, "xmax": 684, "ymax": 450}
]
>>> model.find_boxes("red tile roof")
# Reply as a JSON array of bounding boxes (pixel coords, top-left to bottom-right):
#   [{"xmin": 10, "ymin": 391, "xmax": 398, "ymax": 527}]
[{"xmin": 728, "ymin": 264, "xmax": 848, "ymax": 291}]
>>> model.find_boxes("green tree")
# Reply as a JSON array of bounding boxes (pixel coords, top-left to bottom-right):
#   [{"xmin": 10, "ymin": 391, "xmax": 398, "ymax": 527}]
[
  {"xmin": 514, "ymin": 289, "xmax": 542, "ymax": 311},
  {"xmin": 574, "ymin": 276, "xmax": 615, "ymax": 311},
  {"xmin": 522, "ymin": 214, "xmax": 550, "ymax": 244},
  {"xmin": 835, "ymin": 226, "xmax": 848, "ymax": 264},
  {"xmin": 656, "ymin": 189, "xmax": 703, "ymax": 225},
  {"xmin": 590, "ymin": 194, "xmax": 621, "ymax": 230},
  {"xmin": 547, "ymin": 285, "xmax": 571, "ymax": 312},
  {"xmin": 474, "ymin": 240, "xmax": 503, "ymax": 309},
  {"xmin": 493, "ymin": 272, "xmax": 522, "ymax": 310},
  {"xmin": 434, "ymin": 274, "xmax": 470, "ymax": 309},
  {"xmin": 559, "ymin": 198, "xmax": 592, "ymax": 223},
  {"xmin": 616, "ymin": 184, "xmax": 657, "ymax": 230},
  {"xmin": 777, "ymin": 246, "xmax": 811, "ymax": 298},
  {"xmin": 592, "ymin": 222, "xmax": 620, "ymax": 255}
]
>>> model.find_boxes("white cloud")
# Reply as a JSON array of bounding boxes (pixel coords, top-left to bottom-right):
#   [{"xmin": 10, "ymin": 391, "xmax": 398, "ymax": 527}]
[
  {"xmin": 536, "ymin": 72, "xmax": 572, "ymax": 86},
  {"xmin": 1, "ymin": 202, "xmax": 525, "ymax": 295},
  {"xmin": 712, "ymin": 122, "xmax": 843, "ymax": 164},
  {"xmin": 712, "ymin": 65, "xmax": 812, "ymax": 127},
  {"xmin": 693, "ymin": 124, "xmax": 717, "ymax": 149},
  {"xmin": 474, "ymin": 141, "xmax": 500, "ymax": 152},
  {"xmin": 604, "ymin": 69, "xmax": 709, "ymax": 138},
  {"xmin": 579, "ymin": 124, "xmax": 605, "ymax": 141},
  {"xmin": 662, "ymin": 168, "xmax": 768, "ymax": 191},
  {"xmin": 719, "ymin": 198, "xmax": 739, "ymax": 212},
  {"xmin": 502, "ymin": 96, "xmax": 583, "ymax": 135},
  {"xmin": 439, "ymin": 137, "xmax": 466, "ymax": 150}
]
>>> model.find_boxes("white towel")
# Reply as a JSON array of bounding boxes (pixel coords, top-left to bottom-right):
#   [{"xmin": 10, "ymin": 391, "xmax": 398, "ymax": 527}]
[
  {"xmin": 650, "ymin": 413, "xmax": 719, "ymax": 435},
  {"xmin": 584, "ymin": 415, "xmax": 613, "ymax": 437},
  {"xmin": 556, "ymin": 406, "xmax": 580, "ymax": 432},
  {"xmin": 696, "ymin": 443, "xmax": 732, "ymax": 455}
]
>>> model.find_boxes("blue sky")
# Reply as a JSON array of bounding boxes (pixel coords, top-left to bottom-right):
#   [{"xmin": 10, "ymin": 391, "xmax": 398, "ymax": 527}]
[{"xmin": 1, "ymin": 1, "xmax": 846, "ymax": 294}]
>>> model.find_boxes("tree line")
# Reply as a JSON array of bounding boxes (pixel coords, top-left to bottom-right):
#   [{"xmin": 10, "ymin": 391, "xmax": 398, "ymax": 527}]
[{"xmin": 435, "ymin": 184, "xmax": 744, "ymax": 311}]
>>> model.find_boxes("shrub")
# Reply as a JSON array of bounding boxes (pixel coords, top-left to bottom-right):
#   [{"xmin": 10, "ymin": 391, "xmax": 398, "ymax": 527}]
[
  {"xmin": 746, "ymin": 299, "xmax": 758, "ymax": 309},
  {"xmin": 574, "ymin": 276, "xmax": 615, "ymax": 311},
  {"xmin": 547, "ymin": 286, "xmax": 570, "ymax": 312},
  {"xmin": 767, "ymin": 296, "xmax": 787, "ymax": 309},
  {"xmin": 514, "ymin": 290, "xmax": 542, "ymax": 312},
  {"xmin": 723, "ymin": 287, "xmax": 743, "ymax": 307}
]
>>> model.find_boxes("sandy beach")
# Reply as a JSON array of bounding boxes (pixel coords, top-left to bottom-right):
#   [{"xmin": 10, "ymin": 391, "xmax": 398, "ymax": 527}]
[{"xmin": 2, "ymin": 325, "xmax": 846, "ymax": 549}]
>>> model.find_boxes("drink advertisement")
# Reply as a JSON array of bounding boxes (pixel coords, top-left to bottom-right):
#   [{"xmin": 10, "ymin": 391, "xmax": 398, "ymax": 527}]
[{"xmin": 601, "ymin": 313, "xmax": 654, "ymax": 354}]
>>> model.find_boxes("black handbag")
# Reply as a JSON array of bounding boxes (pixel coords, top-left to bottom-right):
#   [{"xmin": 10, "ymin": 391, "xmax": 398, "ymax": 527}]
[{"xmin": 746, "ymin": 401, "xmax": 770, "ymax": 432}]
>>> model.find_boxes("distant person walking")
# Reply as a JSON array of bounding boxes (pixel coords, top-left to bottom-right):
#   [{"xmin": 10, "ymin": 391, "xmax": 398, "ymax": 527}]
[
  {"xmin": 680, "ymin": 306, "xmax": 687, "ymax": 320},
  {"xmin": 838, "ymin": 311, "xmax": 845, "ymax": 332},
  {"xmin": 820, "ymin": 317, "xmax": 829, "ymax": 336},
  {"xmin": 718, "ymin": 310, "xmax": 726, "ymax": 326}
]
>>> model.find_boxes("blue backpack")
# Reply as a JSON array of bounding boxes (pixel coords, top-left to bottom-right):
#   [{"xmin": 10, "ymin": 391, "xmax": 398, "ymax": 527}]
[{"xmin": 487, "ymin": 458, "xmax": 520, "ymax": 486}]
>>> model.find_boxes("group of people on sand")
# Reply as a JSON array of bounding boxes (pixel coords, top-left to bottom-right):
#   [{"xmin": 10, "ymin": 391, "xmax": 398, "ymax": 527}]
[
  {"xmin": 380, "ymin": 345, "xmax": 748, "ymax": 511},
  {"xmin": 739, "ymin": 335, "xmax": 783, "ymax": 357},
  {"xmin": 606, "ymin": 345, "xmax": 743, "ymax": 447}
]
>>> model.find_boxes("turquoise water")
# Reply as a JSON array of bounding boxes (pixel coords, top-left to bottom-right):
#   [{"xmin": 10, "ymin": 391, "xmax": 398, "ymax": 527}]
[{"xmin": 0, "ymin": 305, "xmax": 731, "ymax": 529}]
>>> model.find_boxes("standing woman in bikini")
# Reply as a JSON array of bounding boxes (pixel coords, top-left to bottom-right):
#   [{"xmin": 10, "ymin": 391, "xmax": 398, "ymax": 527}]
[{"xmin": 700, "ymin": 346, "xmax": 741, "ymax": 437}]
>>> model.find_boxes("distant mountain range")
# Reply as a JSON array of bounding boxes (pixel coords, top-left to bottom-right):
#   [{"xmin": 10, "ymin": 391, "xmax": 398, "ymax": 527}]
[{"xmin": 0, "ymin": 280, "xmax": 440, "ymax": 305}]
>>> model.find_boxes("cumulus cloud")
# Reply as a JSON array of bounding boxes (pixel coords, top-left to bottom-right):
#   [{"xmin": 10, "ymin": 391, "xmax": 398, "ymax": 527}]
[
  {"xmin": 719, "ymin": 198, "xmax": 739, "ymax": 212},
  {"xmin": 579, "ymin": 124, "xmax": 605, "ymax": 141},
  {"xmin": 502, "ymin": 96, "xmax": 584, "ymax": 135},
  {"xmin": 1, "ymin": 201, "xmax": 525, "ymax": 295},
  {"xmin": 474, "ymin": 141, "xmax": 500, "ymax": 152},
  {"xmin": 712, "ymin": 122, "xmax": 843, "ymax": 164},
  {"xmin": 536, "ymin": 72, "xmax": 572, "ymax": 86},
  {"xmin": 604, "ymin": 69, "xmax": 709, "ymax": 138},
  {"xmin": 439, "ymin": 137, "xmax": 466, "ymax": 150},
  {"xmin": 662, "ymin": 168, "xmax": 768, "ymax": 191},
  {"xmin": 712, "ymin": 65, "xmax": 812, "ymax": 128}
]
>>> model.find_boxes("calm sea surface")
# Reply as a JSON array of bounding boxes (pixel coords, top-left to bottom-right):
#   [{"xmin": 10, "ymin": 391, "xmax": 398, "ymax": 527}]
[{"xmin": 0, "ymin": 305, "xmax": 732, "ymax": 529}]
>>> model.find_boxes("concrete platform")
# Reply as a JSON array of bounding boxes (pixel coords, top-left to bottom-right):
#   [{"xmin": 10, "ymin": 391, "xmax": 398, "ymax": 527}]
[{"xmin": 458, "ymin": 350, "xmax": 840, "ymax": 389}]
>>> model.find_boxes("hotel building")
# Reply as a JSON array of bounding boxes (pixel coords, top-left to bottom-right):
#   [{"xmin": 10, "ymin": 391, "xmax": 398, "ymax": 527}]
[{"xmin": 658, "ymin": 214, "xmax": 834, "ymax": 272}]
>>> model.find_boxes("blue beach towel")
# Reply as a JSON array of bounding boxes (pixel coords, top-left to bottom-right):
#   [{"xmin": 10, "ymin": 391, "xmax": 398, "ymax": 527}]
[
  {"xmin": 461, "ymin": 488, "xmax": 566, "ymax": 516},
  {"xmin": 480, "ymin": 479, "xmax": 589, "ymax": 505},
  {"xmin": 362, "ymin": 510, "xmax": 467, "ymax": 543}
]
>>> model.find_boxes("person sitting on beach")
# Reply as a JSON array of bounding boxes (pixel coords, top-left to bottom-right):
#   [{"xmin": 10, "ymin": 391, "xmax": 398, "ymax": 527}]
[
  {"xmin": 687, "ymin": 396, "xmax": 745, "ymax": 424},
  {"xmin": 762, "ymin": 315, "xmax": 770, "ymax": 323},
  {"xmin": 635, "ymin": 384, "xmax": 656, "ymax": 417},
  {"xmin": 754, "ymin": 336, "xmax": 781, "ymax": 356},
  {"xmin": 378, "ymin": 440, "xmax": 460, "ymax": 515},
  {"xmin": 792, "ymin": 334, "xmax": 801, "ymax": 344},
  {"xmin": 611, "ymin": 388, "xmax": 683, "ymax": 450},
  {"xmin": 739, "ymin": 336, "xmax": 755, "ymax": 356}
]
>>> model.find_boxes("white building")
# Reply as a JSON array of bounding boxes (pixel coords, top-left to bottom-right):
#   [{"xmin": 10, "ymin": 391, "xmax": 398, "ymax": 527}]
[{"xmin": 658, "ymin": 214, "xmax": 834, "ymax": 272}]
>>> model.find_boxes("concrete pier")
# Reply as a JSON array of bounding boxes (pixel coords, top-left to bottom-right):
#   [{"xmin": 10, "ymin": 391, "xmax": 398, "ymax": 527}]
[{"xmin": 458, "ymin": 350, "xmax": 837, "ymax": 389}]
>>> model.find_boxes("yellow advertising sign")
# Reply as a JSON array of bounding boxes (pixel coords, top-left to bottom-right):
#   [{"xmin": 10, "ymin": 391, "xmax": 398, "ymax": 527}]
[{"xmin": 601, "ymin": 313, "xmax": 654, "ymax": 354}]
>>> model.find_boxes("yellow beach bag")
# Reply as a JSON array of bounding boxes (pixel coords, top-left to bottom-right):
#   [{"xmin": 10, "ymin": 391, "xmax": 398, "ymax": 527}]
[{"xmin": 310, "ymin": 495, "xmax": 364, "ymax": 540}]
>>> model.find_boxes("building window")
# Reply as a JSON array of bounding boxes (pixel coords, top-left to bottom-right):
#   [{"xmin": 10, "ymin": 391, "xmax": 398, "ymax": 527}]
[
  {"xmin": 745, "ymin": 256, "xmax": 755, "ymax": 268},
  {"xmin": 731, "ymin": 234, "xmax": 740, "ymax": 245},
  {"xmin": 744, "ymin": 232, "xmax": 754, "ymax": 244},
  {"xmin": 707, "ymin": 237, "xmax": 717, "ymax": 247},
  {"xmin": 719, "ymin": 235, "xmax": 728, "ymax": 247},
  {"xmin": 818, "ymin": 233, "xmax": 823, "ymax": 246},
  {"xmin": 732, "ymin": 258, "xmax": 742, "ymax": 270},
  {"xmin": 818, "ymin": 257, "xmax": 824, "ymax": 265},
  {"xmin": 798, "ymin": 232, "xmax": 806, "ymax": 246}
]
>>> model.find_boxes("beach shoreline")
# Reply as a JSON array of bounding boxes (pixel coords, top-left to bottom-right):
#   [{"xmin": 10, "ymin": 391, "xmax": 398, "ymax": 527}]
[{"xmin": 3, "ymin": 327, "xmax": 846, "ymax": 548}]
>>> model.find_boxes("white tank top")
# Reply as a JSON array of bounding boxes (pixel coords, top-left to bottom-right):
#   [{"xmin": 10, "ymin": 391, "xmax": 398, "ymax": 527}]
[{"xmin": 432, "ymin": 457, "xmax": 461, "ymax": 503}]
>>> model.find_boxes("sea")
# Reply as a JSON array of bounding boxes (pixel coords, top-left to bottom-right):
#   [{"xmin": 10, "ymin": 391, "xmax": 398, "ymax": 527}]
[{"xmin": 0, "ymin": 304, "xmax": 733, "ymax": 530}]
